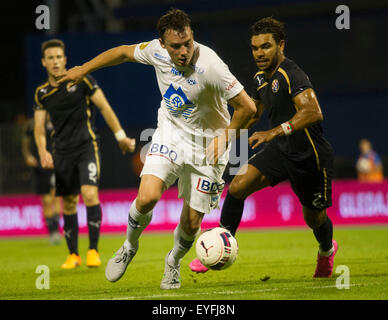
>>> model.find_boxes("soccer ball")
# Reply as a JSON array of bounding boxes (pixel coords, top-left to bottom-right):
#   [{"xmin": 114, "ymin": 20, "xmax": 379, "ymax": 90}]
[{"xmin": 195, "ymin": 227, "xmax": 238, "ymax": 270}]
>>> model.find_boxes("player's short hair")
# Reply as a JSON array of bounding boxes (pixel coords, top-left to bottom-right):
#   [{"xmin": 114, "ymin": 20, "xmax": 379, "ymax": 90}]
[
  {"xmin": 41, "ymin": 39, "xmax": 65, "ymax": 58},
  {"xmin": 157, "ymin": 8, "xmax": 192, "ymax": 39},
  {"xmin": 251, "ymin": 17, "xmax": 286, "ymax": 43}
]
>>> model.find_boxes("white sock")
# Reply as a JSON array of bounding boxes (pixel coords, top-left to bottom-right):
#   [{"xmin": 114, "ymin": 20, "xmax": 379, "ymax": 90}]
[
  {"xmin": 168, "ymin": 224, "xmax": 200, "ymax": 267},
  {"xmin": 126, "ymin": 199, "xmax": 152, "ymax": 251},
  {"xmin": 319, "ymin": 244, "xmax": 334, "ymax": 256}
]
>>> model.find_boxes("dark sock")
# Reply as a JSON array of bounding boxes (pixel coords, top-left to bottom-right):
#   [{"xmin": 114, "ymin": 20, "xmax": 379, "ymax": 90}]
[
  {"xmin": 219, "ymin": 191, "xmax": 245, "ymax": 236},
  {"xmin": 313, "ymin": 217, "xmax": 333, "ymax": 252},
  {"xmin": 63, "ymin": 213, "xmax": 79, "ymax": 255},
  {"xmin": 45, "ymin": 214, "xmax": 60, "ymax": 234},
  {"xmin": 87, "ymin": 204, "xmax": 102, "ymax": 251}
]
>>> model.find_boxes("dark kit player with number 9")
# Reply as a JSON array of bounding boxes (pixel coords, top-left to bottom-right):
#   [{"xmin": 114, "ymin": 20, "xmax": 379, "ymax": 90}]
[
  {"xmin": 190, "ymin": 17, "xmax": 338, "ymax": 277},
  {"xmin": 34, "ymin": 39, "xmax": 136, "ymax": 269}
]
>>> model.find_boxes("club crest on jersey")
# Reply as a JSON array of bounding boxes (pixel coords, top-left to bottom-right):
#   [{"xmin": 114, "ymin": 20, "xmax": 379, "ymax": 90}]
[
  {"xmin": 271, "ymin": 79, "xmax": 279, "ymax": 93},
  {"xmin": 163, "ymin": 84, "xmax": 195, "ymax": 119}
]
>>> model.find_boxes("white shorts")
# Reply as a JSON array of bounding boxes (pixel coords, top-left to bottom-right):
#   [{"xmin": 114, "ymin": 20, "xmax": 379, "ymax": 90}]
[{"xmin": 140, "ymin": 128, "xmax": 228, "ymax": 214}]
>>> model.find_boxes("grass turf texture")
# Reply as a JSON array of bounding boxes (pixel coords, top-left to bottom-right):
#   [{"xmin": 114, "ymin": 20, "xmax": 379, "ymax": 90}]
[{"xmin": 0, "ymin": 226, "xmax": 387, "ymax": 300}]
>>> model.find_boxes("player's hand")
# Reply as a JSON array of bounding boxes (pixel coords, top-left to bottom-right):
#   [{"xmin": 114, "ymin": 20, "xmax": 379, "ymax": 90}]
[
  {"xmin": 206, "ymin": 135, "xmax": 227, "ymax": 165},
  {"xmin": 39, "ymin": 150, "xmax": 54, "ymax": 169},
  {"xmin": 248, "ymin": 129, "xmax": 277, "ymax": 149},
  {"xmin": 25, "ymin": 155, "xmax": 39, "ymax": 168},
  {"xmin": 118, "ymin": 137, "xmax": 136, "ymax": 154},
  {"xmin": 56, "ymin": 66, "xmax": 86, "ymax": 87}
]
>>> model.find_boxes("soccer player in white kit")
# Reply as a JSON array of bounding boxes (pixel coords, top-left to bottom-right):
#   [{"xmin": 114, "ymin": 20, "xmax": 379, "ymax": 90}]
[{"xmin": 58, "ymin": 9, "xmax": 256, "ymax": 289}]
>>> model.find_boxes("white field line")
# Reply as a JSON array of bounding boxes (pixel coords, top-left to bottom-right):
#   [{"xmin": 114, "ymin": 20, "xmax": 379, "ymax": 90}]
[{"xmin": 104, "ymin": 282, "xmax": 366, "ymax": 300}]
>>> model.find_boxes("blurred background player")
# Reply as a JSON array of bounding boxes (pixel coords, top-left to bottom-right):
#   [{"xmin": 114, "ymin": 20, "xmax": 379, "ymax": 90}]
[
  {"xmin": 190, "ymin": 17, "xmax": 338, "ymax": 278},
  {"xmin": 356, "ymin": 138, "xmax": 384, "ymax": 183},
  {"xmin": 34, "ymin": 39, "xmax": 136, "ymax": 269},
  {"xmin": 58, "ymin": 9, "xmax": 256, "ymax": 289},
  {"xmin": 22, "ymin": 117, "xmax": 62, "ymax": 244}
]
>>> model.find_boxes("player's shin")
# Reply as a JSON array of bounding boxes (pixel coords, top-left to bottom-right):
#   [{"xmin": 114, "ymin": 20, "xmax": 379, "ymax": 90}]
[
  {"xmin": 168, "ymin": 224, "xmax": 199, "ymax": 267},
  {"xmin": 126, "ymin": 199, "xmax": 153, "ymax": 251},
  {"xmin": 87, "ymin": 204, "xmax": 102, "ymax": 251},
  {"xmin": 313, "ymin": 217, "xmax": 334, "ymax": 255},
  {"xmin": 63, "ymin": 213, "xmax": 79, "ymax": 255},
  {"xmin": 219, "ymin": 191, "xmax": 245, "ymax": 236},
  {"xmin": 45, "ymin": 214, "xmax": 60, "ymax": 235}
]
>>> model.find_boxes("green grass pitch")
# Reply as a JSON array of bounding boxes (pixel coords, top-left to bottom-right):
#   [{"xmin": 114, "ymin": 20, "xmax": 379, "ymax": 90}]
[{"xmin": 0, "ymin": 226, "xmax": 387, "ymax": 300}]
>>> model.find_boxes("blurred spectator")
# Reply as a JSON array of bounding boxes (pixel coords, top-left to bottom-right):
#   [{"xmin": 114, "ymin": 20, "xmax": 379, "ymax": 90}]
[{"xmin": 356, "ymin": 138, "xmax": 384, "ymax": 183}]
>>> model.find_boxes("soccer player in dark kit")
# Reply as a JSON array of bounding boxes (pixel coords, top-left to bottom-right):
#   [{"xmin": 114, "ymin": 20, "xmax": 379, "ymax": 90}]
[
  {"xmin": 189, "ymin": 17, "xmax": 338, "ymax": 277},
  {"xmin": 22, "ymin": 117, "xmax": 62, "ymax": 245},
  {"xmin": 34, "ymin": 39, "xmax": 136, "ymax": 269}
]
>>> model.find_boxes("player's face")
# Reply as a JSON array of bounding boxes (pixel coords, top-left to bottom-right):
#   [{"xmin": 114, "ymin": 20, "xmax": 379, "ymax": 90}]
[
  {"xmin": 160, "ymin": 26, "xmax": 195, "ymax": 67},
  {"xmin": 41, "ymin": 47, "xmax": 67, "ymax": 78},
  {"xmin": 251, "ymin": 33, "xmax": 284, "ymax": 71}
]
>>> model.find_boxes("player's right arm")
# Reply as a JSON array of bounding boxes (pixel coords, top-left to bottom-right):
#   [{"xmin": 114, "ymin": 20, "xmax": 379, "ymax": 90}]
[
  {"xmin": 34, "ymin": 109, "xmax": 54, "ymax": 169},
  {"xmin": 57, "ymin": 45, "xmax": 137, "ymax": 85},
  {"xmin": 21, "ymin": 121, "xmax": 39, "ymax": 168}
]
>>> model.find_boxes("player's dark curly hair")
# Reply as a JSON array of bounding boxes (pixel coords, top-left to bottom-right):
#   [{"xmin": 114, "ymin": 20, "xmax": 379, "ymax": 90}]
[
  {"xmin": 251, "ymin": 17, "xmax": 286, "ymax": 43},
  {"xmin": 157, "ymin": 8, "xmax": 192, "ymax": 39},
  {"xmin": 41, "ymin": 39, "xmax": 65, "ymax": 58}
]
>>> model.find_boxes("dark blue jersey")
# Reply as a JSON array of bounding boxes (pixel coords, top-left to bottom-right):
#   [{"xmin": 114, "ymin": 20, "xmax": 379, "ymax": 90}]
[
  {"xmin": 33, "ymin": 75, "xmax": 99, "ymax": 154},
  {"xmin": 251, "ymin": 57, "xmax": 333, "ymax": 169}
]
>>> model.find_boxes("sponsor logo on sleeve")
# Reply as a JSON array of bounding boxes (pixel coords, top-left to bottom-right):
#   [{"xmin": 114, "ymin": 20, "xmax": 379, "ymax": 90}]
[{"xmin": 226, "ymin": 79, "xmax": 238, "ymax": 91}]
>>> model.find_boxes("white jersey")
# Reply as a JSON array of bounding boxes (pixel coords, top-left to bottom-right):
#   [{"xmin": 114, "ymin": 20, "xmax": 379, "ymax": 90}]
[{"xmin": 133, "ymin": 39, "xmax": 244, "ymax": 139}]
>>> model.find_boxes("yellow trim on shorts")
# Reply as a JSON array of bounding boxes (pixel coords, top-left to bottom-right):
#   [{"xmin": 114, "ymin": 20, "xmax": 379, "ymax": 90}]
[
  {"xmin": 292, "ymin": 103, "xmax": 321, "ymax": 171},
  {"xmin": 323, "ymin": 168, "xmax": 328, "ymax": 201},
  {"xmin": 303, "ymin": 128, "xmax": 321, "ymax": 171}
]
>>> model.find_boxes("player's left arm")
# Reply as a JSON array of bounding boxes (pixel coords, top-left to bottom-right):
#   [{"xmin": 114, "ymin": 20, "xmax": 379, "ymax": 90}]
[
  {"xmin": 90, "ymin": 88, "xmax": 136, "ymax": 154},
  {"xmin": 249, "ymin": 88, "xmax": 323, "ymax": 149}
]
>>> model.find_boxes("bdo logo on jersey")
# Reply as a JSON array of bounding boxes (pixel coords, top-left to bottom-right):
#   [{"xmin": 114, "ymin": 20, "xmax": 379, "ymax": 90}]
[
  {"xmin": 163, "ymin": 84, "xmax": 195, "ymax": 119},
  {"xmin": 271, "ymin": 79, "xmax": 279, "ymax": 93}
]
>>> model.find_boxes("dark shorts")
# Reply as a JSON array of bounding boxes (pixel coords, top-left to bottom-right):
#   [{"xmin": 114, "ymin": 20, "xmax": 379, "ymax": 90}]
[
  {"xmin": 34, "ymin": 167, "xmax": 55, "ymax": 195},
  {"xmin": 53, "ymin": 142, "xmax": 101, "ymax": 196},
  {"xmin": 249, "ymin": 142, "xmax": 334, "ymax": 210}
]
